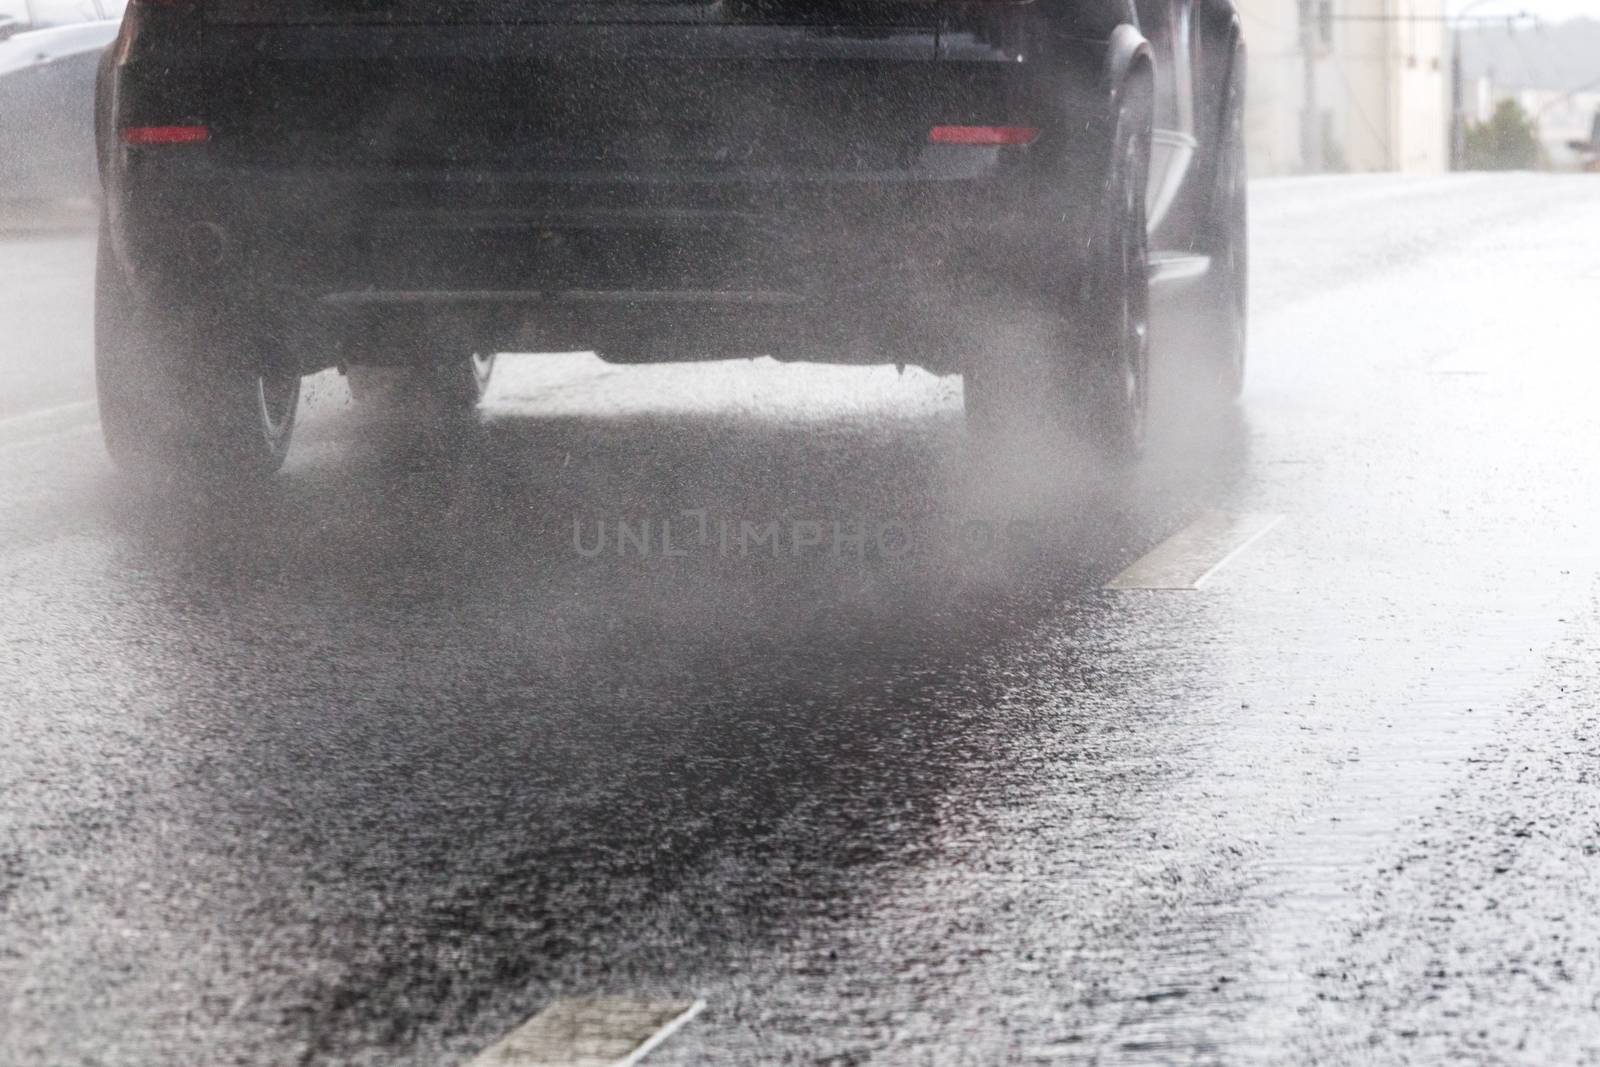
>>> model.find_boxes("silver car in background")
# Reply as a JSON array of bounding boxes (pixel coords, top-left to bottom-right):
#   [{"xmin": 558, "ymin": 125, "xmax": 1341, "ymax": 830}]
[{"xmin": 0, "ymin": 1, "xmax": 125, "ymax": 199}]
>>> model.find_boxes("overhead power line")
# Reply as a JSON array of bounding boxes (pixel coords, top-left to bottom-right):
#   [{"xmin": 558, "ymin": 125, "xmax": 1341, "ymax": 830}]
[{"xmin": 1326, "ymin": 13, "xmax": 1534, "ymax": 22}]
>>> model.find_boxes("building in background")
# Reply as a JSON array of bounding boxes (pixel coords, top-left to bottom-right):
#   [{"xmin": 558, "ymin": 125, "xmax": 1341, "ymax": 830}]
[{"xmin": 1235, "ymin": 0, "xmax": 1449, "ymax": 176}]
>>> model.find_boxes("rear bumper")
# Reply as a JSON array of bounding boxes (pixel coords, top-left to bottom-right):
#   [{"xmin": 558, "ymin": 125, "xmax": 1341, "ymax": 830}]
[
  {"xmin": 98, "ymin": 7, "xmax": 1124, "ymax": 372},
  {"xmin": 108, "ymin": 153, "xmax": 1093, "ymax": 370}
]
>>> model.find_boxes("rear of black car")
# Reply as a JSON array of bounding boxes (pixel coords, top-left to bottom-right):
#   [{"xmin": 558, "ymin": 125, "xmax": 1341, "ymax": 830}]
[{"xmin": 100, "ymin": 0, "xmax": 1107, "ymax": 368}]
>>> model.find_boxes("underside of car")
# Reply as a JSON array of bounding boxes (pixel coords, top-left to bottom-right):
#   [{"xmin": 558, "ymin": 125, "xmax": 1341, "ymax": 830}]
[{"xmin": 94, "ymin": 0, "xmax": 1248, "ymax": 479}]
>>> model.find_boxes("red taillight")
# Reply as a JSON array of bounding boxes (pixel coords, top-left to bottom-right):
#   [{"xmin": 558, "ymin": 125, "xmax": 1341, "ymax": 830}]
[
  {"xmin": 929, "ymin": 125, "xmax": 1040, "ymax": 147},
  {"xmin": 119, "ymin": 125, "xmax": 210, "ymax": 146}
]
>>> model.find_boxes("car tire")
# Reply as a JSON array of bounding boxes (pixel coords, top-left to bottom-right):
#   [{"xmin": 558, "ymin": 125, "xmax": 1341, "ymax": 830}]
[
  {"xmin": 963, "ymin": 77, "xmax": 1153, "ymax": 468},
  {"xmin": 1192, "ymin": 42, "xmax": 1248, "ymax": 400},
  {"xmin": 1069, "ymin": 80, "xmax": 1154, "ymax": 463},
  {"xmin": 95, "ymin": 218, "xmax": 301, "ymax": 481}
]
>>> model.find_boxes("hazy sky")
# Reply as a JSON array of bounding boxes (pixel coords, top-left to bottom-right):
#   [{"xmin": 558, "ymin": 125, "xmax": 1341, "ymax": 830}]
[{"xmin": 1449, "ymin": 0, "xmax": 1596, "ymax": 23}]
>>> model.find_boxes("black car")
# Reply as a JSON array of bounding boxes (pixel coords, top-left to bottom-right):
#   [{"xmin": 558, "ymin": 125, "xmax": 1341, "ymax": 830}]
[{"xmin": 94, "ymin": 0, "xmax": 1247, "ymax": 479}]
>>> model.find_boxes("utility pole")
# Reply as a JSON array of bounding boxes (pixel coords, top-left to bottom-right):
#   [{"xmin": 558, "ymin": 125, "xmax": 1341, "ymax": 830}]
[
  {"xmin": 1300, "ymin": 0, "xmax": 1323, "ymax": 173},
  {"xmin": 1451, "ymin": 22, "xmax": 1465, "ymax": 169}
]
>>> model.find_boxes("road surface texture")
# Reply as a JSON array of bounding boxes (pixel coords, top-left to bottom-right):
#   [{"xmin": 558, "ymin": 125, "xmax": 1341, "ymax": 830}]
[{"xmin": 3, "ymin": 174, "xmax": 1600, "ymax": 1065}]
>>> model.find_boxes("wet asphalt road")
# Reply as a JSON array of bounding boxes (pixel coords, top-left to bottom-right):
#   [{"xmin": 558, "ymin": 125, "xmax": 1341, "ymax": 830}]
[{"xmin": 4, "ymin": 174, "xmax": 1600, "ymax": 1066}]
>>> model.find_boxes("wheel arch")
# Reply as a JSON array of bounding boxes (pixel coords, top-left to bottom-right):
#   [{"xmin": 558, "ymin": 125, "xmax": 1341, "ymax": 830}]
[
  {"xmin": 1104, "ymin": 23, "xmax": 1157, "ymax": 129},
  {"xmin": 1078, "ymin": 23, "xmax": 1155, "ymax": 205}
]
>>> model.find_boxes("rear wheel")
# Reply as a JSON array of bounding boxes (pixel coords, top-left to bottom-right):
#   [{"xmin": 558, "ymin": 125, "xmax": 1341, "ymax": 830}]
[
  {"xmin": 963, "ymin": 80, "xmax": 1153, "ymax": 467},
  {"xmin": 96, "ymin": 219, "xmax": 301, "ymax": 481},
  {"xmin": 1070, "ymin": 86, "xmax": 1153, "ymax": 462}
]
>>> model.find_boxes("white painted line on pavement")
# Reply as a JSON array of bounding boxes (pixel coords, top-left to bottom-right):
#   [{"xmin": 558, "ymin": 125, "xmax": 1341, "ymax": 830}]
[
  {"xmin": 1105, "ymin": 512, "xmax": 1283, "ymax": 591},
  {"xmin": 0, "ymin": 422, "xmax": 98, "ymax": 456},
  {"xmin": 462, "ymin": 997, "xmax": 704, "ymax": 1067},
  {"xmin": 0, "ymin": 399, "xmax": 95, "ymax": 430},
  {"xmin": 0, "ymin": 400, "xmax": 99, "ymax": 455}
]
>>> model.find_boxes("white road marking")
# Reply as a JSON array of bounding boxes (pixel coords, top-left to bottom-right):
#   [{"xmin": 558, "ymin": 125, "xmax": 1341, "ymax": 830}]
[
  {"xmin": 0, "ymin": 399, "xmax": 96, "ymax": 430},
  {"xmin": 0, "ymin": 422, "xmax": 98, "ymax": 456},
  {"xmin": 462, "ymin": 997, "xmax": 704, "ymax": 1067},
  {"xmin": 1105, "ymin": 512, "xmax": 1283, "ymax": 590}
]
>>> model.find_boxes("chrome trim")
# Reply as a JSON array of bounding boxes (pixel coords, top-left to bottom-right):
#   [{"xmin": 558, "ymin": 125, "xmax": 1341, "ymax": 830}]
[
  {"xmin": 1147, "ymin": 251, "xmax": 1211, "ymax": 285},
  {"xmin": 1147, "ymin": 129, "xmax": 1197, "ymax": 233}
]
